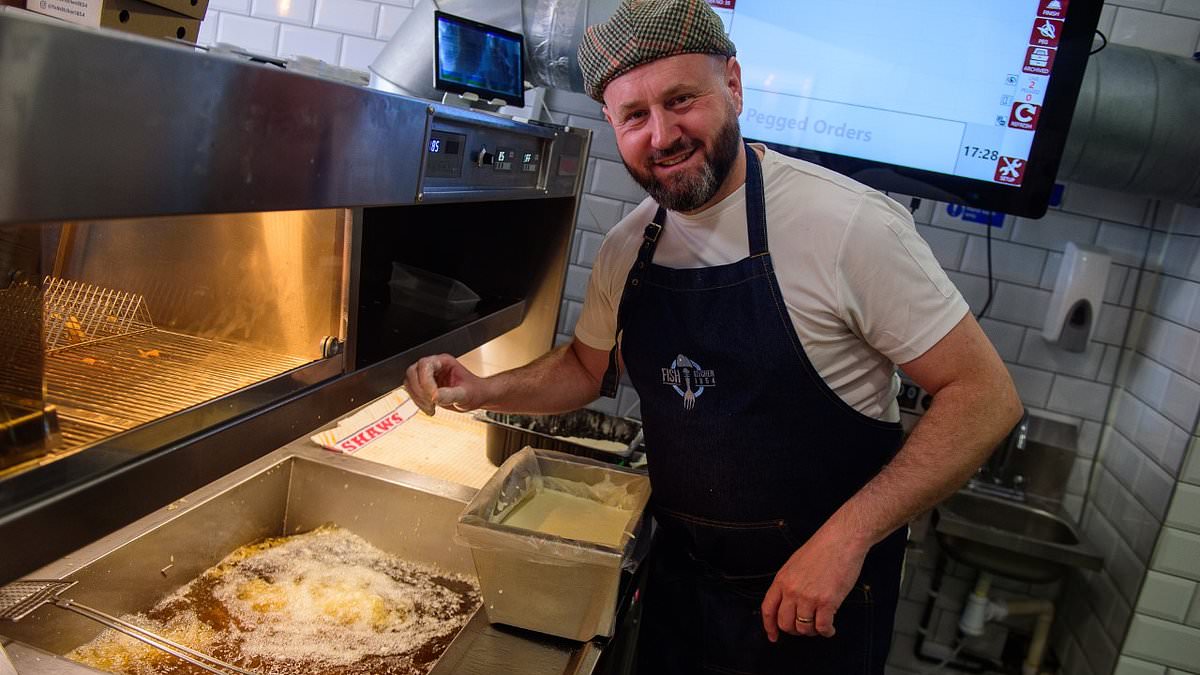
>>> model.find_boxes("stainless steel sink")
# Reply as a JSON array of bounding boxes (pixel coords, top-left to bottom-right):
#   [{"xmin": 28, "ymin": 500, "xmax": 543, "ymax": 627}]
[{"xmin": 934, "ymin": 488, "xmax": 1102, "ymax": 582}]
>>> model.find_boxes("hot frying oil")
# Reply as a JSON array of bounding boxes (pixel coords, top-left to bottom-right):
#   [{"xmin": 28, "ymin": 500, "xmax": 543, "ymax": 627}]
[{"xmin": 67, "ymin": 525, "xmax": 479, "ymax": 675}]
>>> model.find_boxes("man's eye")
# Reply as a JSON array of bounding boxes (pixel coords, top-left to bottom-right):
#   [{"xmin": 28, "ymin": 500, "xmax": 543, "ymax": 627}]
[
  {"xmin": 624, "ymin": 111, "xmax": 647, "ymax": 123},
  {"xmin": 670, "ymin": 95, "xmax": 694, "ymax": 106}
]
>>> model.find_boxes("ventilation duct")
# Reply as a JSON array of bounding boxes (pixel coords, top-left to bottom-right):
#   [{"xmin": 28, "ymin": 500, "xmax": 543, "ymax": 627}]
[{"xmin": 1059, "ymin": 44, "xmax": 1200, "ymax": 207}]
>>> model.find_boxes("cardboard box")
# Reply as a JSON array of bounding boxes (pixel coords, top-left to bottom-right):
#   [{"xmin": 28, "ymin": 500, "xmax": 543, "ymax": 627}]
[
  {"xmin": 25, "ymin": 0, "xmax": 203, "ymax": 39},
  {"xmin": 25, "ymin": 0, "xmax": 101, "ymax": 28},
  {"xmin": 100, "ymin": 0, "xmax": 199, "ymax": 42},
  {"xmin": 133, "ymin": 0, "xmax": 206, "ymax": 22}
]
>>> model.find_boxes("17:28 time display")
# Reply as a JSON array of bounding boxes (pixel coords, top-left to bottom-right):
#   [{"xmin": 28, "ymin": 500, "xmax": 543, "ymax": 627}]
[{"xmin": 962, "ymin": 146, "xmax": 1000, "ymax": 160}]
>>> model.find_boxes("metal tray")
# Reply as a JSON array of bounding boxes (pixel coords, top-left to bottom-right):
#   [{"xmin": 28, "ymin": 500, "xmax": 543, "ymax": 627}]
[{"xmin": 477, "ymin": 410, "xmax": 642, "ymax": 466}]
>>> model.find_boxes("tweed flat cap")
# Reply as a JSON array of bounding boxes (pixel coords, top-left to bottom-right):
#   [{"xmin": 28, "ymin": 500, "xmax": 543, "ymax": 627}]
[{"xmin": 578, "ymin": 0, "xmax": 736, "ymax": 102}]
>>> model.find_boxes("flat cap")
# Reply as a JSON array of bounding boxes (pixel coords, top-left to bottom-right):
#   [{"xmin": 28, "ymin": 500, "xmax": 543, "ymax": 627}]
[{"xmin": 578, "ymin": 0, "xmax": 736, "ymax": 102}]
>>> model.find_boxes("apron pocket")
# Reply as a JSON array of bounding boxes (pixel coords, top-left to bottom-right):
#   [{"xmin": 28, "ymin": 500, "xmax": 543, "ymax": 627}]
[
  {"xmin": 655, "ymin": 509, "xmax": 804, "ymax": 580},
  {"xmin": 699, "ymin": 577, "xmax": 876, "ymax": 675}
]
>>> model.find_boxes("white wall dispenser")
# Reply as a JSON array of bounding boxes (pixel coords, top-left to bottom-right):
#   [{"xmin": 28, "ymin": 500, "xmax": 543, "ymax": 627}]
[{"xmin": 1042, "ymin": 242, "xmax": 1111, "ymax": 352}]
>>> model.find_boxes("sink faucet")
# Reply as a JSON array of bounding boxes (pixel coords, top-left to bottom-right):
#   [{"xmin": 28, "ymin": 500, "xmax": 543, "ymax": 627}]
[{"xmin": 970, "ymin": 411, "xmax": 1029, "ymax": 501}]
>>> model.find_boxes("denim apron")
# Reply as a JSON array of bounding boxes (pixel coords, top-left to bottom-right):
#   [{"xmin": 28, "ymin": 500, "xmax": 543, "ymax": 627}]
[{"xmin": 602, "ymin": 145, "xmax": 907, "ymax": 674}]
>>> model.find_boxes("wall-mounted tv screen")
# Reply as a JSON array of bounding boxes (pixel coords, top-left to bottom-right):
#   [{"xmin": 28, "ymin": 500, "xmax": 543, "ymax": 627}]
[{"xmin": 713, "ymin": 0, "xmax": 1103, "ymax": 217}]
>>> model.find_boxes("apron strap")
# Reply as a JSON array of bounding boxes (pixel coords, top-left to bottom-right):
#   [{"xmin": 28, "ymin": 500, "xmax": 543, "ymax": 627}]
[
  {"xmin": 600, "ymin": 209, "xmax": 665, "ymax": 398},
  {"xmin": 744, "ymin": 143, "xmax": 769, "ymax": 257}
]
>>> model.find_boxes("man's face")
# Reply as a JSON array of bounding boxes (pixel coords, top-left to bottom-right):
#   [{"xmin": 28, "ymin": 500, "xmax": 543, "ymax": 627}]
[{"xmin": 602, "ymin": 54, "xmax": 744, "ymax": 213}]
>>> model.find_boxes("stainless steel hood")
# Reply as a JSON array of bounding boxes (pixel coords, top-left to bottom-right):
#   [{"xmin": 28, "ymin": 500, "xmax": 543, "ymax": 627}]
[{"xmin": 0, "ymin": 7, "xmax": 584, "ymax": 225}]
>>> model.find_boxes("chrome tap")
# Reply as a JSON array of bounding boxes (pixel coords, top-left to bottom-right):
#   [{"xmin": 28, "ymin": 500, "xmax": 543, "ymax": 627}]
[{"xmin": 971, "ymin": 411, "xmax": 1029, "ymax": 500}]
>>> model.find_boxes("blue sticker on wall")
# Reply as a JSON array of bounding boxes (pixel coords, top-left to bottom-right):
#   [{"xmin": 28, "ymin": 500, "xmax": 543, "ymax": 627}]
[
  {"xmin": 946, "ymin": 204, "xmax": 1005, "ymax": 228},
  {"xmin": 1049, "ymin": 183, "xmax": 1065, "ymax": 207}
]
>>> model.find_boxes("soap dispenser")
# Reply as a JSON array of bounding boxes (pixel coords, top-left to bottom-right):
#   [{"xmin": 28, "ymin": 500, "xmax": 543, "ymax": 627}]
[{"xmin": 1042, "ymin": 242, "xmax": 1111, "ymax": 352}]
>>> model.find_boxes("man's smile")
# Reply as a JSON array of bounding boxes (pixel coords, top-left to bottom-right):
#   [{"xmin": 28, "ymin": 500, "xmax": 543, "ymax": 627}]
[{"xmin": 651, "ymin": 147, "xmax": 700, "ymax": 174}]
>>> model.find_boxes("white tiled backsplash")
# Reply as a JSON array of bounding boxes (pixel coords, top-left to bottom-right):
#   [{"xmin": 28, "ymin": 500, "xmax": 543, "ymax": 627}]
[
  {"xmin": 195, "ymin": 0, "xmax": 1200, "ymax": 672},
  {"xmin": 197, "ymin": 0, "xmax": 411, "ymax": 71}
]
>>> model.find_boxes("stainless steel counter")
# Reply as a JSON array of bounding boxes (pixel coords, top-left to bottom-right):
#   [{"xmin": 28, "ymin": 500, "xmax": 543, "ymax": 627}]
[{"xmin": 0, "ymin": 437, "xmax": 633, "ymax": 675}]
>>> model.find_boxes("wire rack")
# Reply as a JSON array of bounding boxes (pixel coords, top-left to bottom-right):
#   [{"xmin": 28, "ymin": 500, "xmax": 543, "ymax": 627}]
[
  {"xmin": 0, "ymin": 283, "xmax": 44, "ymax": 400},
  {"xmin": 42, "ymin": 277, "xmax": 154, "ymax": 353}
]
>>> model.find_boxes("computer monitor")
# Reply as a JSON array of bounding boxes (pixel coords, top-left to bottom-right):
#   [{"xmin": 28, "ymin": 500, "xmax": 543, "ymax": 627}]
[
  {"xmin": 433, "ymin": 11, "xmax": 525, "ymax": 107},
  {"xmin": 720, "ymin": 0, "xmax": 1103, "ymax": 217}
]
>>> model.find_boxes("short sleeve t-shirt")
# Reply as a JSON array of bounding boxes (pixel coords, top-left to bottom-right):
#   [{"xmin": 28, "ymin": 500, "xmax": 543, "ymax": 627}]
[{"xmin": 574, "ymin": 146, "xmax": 969, "ymax": 422}]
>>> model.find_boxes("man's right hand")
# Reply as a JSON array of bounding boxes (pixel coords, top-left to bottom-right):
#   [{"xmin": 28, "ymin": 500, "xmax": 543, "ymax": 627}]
[
  {"xmin": 403, "ymin": 340, "xmax": 611, "ymax": 418},
  {"xmin": 404, "ymin": 354, "xmax": 489, "ymax": 416}
]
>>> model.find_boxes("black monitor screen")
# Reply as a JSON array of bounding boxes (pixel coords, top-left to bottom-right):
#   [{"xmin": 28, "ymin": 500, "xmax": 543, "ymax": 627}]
[
  {"xmin": 434, "ymin": 11, "xmax": 524, "ymax": 107},
  {"xmin": 713, "ymin": 0, "xmax": 1103, "ymax": 217}
]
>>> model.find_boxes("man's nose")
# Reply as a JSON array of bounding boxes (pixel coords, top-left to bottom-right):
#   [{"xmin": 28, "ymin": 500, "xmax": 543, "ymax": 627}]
[{"xmin": 648, "ymin": 109, "xmax": 682, "ymax": 151}]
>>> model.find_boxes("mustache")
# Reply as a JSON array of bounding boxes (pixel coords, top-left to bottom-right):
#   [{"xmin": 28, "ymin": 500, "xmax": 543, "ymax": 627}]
[{"xmin": 648, "ymin": 139, "xmax": 699, "ymax": 164}]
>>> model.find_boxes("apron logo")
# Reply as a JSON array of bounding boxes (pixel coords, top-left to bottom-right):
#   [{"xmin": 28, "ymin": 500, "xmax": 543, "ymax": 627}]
[{"xmin": 660, "ymin": 354, "xmax": 716, "ymax": 410}]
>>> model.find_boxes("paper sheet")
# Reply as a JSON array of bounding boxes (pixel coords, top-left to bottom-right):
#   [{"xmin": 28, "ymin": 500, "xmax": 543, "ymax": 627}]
[{"xmin": 309, "ymin": 388, "xmax": 420, "ymax": 454}]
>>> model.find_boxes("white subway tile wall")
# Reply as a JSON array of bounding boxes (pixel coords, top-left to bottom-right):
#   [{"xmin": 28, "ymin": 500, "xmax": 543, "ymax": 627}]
[
  {"xmin": 277, "ymin": 24, "xmax": 340, "ymax": 62},
  {"xmin": 1111, "ymin": 7, "xmax": 1200, "ymax": 54},
  {"xmin": 251, "ymin": 0, "xmax": 315, "ymax": 27},
  {"xmin": 198, "ymin": 0, "xmax": 411, "ymax": 70},
  {"xmin": 339, "ymin": 35, "xmax": 386, "ymax": 72},
  {"xmin": 215, "ymin": 13, "xmax": 279, "ymax": 54},
  {"xmin": 374, "ymin": 4, "xmax": 410, "ymax": 40}
]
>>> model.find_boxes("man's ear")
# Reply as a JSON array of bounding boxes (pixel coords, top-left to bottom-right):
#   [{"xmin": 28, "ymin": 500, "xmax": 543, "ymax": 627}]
[
  {"xmin": 726, "ymin": 56, "xmax": 744, "ymax": 115},
  {"xmin": 602, "ymin": 105, "xmax": 613, "ymax": 126}
]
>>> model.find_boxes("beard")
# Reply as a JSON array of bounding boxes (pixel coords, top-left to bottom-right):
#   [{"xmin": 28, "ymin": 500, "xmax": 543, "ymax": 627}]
[{"xmin": 622, "ymin": 103, "xmax": 743, "ymax": 213}]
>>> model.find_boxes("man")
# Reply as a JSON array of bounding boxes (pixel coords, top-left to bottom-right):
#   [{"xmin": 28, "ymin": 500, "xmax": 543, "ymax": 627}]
[{"xmin": 405, "ymin": 1, "xmax": 1022, "ymax": 672}]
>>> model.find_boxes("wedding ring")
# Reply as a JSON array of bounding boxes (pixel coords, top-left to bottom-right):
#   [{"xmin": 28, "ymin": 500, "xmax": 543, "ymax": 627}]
[
  {"xmin": 795, "ymin": 616, "xmax": 814, "ymax": 625},
  {"xmin": 451, "ymin": 402, "xmax": 469, "ymax": 411}
]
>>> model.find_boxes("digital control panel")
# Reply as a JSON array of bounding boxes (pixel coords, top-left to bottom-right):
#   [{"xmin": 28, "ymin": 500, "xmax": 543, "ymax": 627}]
[
  {"xmin": 426, "ymin": 130, "xmax": 466, "ymax": 179},
  {"xmin": 422, "ymin": 117, "xmax": 578, "ymax": 196}
]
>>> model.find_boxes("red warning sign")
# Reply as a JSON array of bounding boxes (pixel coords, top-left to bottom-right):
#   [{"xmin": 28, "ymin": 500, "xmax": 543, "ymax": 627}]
[
  {"xmin": 1008, "ymin": 102, "xmax": 1042, "ymax": 130},
  {"xmin": 1030, "ymin": 18, "xmax": 1063, "ymax": 48},
  {"xmin": 1038, "ymin": 0, "xmax": 1069, "ymax": 19},
  {"xmin": 1022, "ymin": 46, "xmax": 1056, "ymax": 75},
  {"xmin": 995, "ymin": 157, "xmax": 1027, "ymax": 186}
]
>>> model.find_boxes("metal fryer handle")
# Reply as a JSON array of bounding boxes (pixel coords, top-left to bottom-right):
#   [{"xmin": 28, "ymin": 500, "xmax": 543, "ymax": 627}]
[{"xmin": 58, "ymin": 599, "xmax": 258, "ymax": 675}]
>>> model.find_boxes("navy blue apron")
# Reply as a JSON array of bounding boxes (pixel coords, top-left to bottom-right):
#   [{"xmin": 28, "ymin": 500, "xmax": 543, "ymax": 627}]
[{"xmin": 601, "ymin": 145, "xmax": 907, "ymax": 674}]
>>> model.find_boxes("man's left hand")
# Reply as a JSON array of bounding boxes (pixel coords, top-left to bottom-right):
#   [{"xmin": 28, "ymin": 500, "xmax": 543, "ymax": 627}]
[{"xmin": 760, "ymin": 525, "xmax": 868, "ymax": 641}]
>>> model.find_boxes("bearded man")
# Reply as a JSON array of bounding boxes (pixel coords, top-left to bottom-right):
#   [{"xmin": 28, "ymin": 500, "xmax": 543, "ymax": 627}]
[{"xmin": 406, "ymin": 1, "xmax": 1022, "ymax": 672}]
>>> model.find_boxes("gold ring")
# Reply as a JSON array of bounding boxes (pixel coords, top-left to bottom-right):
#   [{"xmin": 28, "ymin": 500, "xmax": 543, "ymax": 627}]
[
  {"xmin": 795, "ymin": 616, "xmax": 814, "ymax": 625},
  {"xmin": 451, "ymin": 402, "xmax": 469, "ymax": 411}
]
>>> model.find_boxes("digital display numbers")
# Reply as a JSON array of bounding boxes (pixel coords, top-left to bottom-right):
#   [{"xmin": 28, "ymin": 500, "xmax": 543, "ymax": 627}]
[
  {"xmin": 429, "ymin": 136, "xmax": 460, "ymax": 155},
  {"xmin": 494, "ymin": 148, "xmax": 514, "ymax": 171},
  {"xmin": 426, "ymin": 130, "xmax": 466, "ymax": 179},
  {"xmin": 520, "ymin": 151, "xmax": 539, "ymax": 173},
  {"xmin": 495, "ymin": 148, "xmax": 537, "ymax": 173}
]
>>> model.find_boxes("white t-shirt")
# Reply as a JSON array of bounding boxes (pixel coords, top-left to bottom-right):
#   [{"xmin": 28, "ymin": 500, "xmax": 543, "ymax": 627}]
[{"xmin": 575, "ymin": 146, "xmax": 969, "ymax": 422}]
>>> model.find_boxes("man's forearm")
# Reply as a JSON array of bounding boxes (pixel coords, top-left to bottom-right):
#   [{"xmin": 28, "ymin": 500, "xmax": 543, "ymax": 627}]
[
  {"xmin": 823, "ymin": 377, "xmax": 1022, "ymax": 552},
  {"xmin": 480, "ymin": 342, "xmax": 604, "ymax": 414}
]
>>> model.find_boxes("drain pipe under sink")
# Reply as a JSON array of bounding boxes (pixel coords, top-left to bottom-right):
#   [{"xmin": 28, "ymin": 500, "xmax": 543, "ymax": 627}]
[{"xmin": 959, "ymin": 572, "xmax": 1055, "ymax": 675}]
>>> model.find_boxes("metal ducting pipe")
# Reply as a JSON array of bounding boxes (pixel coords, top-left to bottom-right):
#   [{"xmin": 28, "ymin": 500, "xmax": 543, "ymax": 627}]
[
  {"xmin": 1060, "ymin": 44, "xmax": 1200, "ymax": 206},
  {"xmin": 369, "ymin": 0, "xmax": 619, "ymax": 102}
]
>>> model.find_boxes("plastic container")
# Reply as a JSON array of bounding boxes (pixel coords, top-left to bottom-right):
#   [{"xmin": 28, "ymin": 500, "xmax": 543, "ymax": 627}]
[
  {"xmin": 456, "ymin": 448, "xmax": 651, "ymax": 641},
  {"xmin": 476, "ymin": 409, "xmax": 642, "ymax": 466},
  {"xmin": 387, "ymin": 262, "xmax": 480, "ymax": 320}
]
